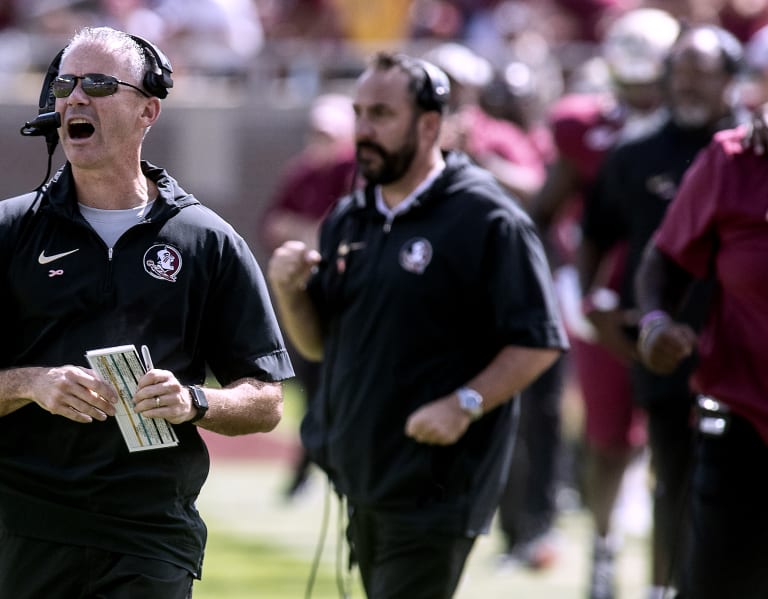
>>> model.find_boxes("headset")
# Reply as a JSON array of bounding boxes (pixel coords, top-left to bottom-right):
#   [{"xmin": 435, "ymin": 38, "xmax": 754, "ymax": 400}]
[
  {"xmin": 394, "ymin": 54, "xmax": 450, "ymax": 114},
  {"xmin": 19, "ymin": 32, "xmax": 173, "ymax": 188},
  {"xmin": 416, "ymin": 58, "xmax": 450, "ymax": 113},
  {"xmin": 36, "ymin": 32, "xmax": 172, "ymax": 117}
]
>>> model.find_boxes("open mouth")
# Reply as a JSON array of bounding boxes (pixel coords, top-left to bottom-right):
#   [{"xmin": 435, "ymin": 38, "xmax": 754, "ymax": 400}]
[{"xmin": 68, "ymin": 118, "xmax": 95, "ymax": 139}]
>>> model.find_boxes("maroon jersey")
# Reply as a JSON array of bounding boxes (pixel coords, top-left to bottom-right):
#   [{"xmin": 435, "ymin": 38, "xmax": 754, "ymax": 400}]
[{"xmin": 653, "ymin": 126, "xmax": 768, "ymax": 441}]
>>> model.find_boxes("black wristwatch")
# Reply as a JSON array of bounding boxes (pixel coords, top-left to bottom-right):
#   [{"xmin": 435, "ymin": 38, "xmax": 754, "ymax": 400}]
[{"xmin": 187, "ymin": 385, "xmax": 209, "ymax": 423}]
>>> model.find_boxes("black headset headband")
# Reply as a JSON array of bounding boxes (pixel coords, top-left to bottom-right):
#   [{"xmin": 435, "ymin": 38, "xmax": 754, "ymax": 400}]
[
  {"xmin": 37, "ymin": 32, "xmax": 174, "ymax": 115},
  {"xmin": 392, "ymin": 54, "xmax": 450, "ymax": 114},
  {"xmin": 415, "ymin": 58, "xmax": 450, "ymax": 113}
]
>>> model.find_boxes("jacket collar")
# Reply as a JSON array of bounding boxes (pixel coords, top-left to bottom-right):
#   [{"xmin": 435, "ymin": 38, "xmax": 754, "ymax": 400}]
[{"xmin": 43, "ymin": 160, "xmax": 198, "ymax": 222}]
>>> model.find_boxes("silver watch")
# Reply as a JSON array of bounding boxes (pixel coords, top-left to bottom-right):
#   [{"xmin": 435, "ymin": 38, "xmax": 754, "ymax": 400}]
[{"xmin": 457, "ymin": 386, "xmax": 484, "ymax": 421}]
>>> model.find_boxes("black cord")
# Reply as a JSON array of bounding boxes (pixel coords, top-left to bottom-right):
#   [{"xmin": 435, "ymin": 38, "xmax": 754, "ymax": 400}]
[
  {"xmin": 304, "ymin": 475, "xmax": 332, "ymax": 599},
  {"xmin": 335, "ymin": 494, "xmax": 350, "ymax": 598},
  {"xmin": 35, "ymin": 148, "xmax": 55, "ymax": 192}
]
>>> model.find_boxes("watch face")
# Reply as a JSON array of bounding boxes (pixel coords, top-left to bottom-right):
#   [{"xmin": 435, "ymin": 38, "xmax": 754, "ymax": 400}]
[
  {"xmin": 188, "ymin": 386, "xmax": 208, "ymax": 423},
  {"xmin": 458, "ymin": 387, "xmax": 483, "ymax": 419},
  {"xmin": 192, "ymin": 387, "xmax": 208, "ymax": 409}
]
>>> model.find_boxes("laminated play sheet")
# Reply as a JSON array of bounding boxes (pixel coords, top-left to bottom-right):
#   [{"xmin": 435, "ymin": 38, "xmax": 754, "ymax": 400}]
[{"xmin": 86, "ymin": 344, "xmax": 179, "ymax": 452}]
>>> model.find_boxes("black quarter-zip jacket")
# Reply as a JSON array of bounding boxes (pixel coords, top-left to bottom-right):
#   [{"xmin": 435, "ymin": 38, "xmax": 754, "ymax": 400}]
[
  {"xmin": 0, "ymin": 161, "xmax": 293, "ymax": 576},
  {"xmin": 303, "ymin": 151, "xmax": 568, "ymax": 536}
]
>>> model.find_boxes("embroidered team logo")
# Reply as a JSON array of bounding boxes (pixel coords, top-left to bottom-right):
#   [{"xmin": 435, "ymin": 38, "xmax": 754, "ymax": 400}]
[
  {"xmin": 646, "ymin": 174, "xmax": 677, "ymax": 201},
  {"xmin": 399, "ymin": 238, "xmax": 433, "ymax": 274},
  {"xmin": 144, "ymin": 244, "xmax": 183, "ymax": 282}
]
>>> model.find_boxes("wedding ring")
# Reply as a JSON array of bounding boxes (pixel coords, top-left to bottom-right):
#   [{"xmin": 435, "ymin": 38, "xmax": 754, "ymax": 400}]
[{"xmin": 155, "ymin": 397, "xmax": 160, "ymax": 408}]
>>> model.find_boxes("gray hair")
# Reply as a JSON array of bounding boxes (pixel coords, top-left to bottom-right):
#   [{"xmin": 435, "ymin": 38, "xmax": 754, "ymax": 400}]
[{"xmin": 61, "ymin": 27, "xmax": 148, "ymax": 84}]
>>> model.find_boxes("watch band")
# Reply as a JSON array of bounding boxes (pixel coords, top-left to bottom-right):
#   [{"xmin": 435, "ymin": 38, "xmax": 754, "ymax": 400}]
[{"xmin": 187, "ymin": 384, "xmax": 209, "ymax": 424}]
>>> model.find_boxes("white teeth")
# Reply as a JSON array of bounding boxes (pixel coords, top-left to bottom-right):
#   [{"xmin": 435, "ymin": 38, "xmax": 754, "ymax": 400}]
[{"xmin": 69, "ymin": 118, "xmax": 90, "ymax": 125}]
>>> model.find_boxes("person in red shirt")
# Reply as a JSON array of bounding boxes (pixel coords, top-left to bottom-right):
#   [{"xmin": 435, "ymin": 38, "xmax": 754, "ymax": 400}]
[{"xmin": 635, "ymin": 123, "xmax": 768, "ymax": 599}]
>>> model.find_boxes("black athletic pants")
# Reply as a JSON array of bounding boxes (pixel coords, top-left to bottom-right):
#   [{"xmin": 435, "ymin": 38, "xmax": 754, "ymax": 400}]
[
  {"xmin": 646, "ymin": 391, "xmax": 695, "ymax": 589},
  {"xmin": 0, "ymin": 532, "xmax": 194, "ymax": 599},
  {"xmin": 347, "ymin": 505, "xmax": 476, "ymax": 599},
  {"xmin": 678, "ymin": 409, "xmax": 768, "ymax": 599}
]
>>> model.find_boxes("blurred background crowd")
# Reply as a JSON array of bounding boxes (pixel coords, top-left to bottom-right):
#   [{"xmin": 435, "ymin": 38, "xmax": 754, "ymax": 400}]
[{"xmin": 1, "ymin": 0, "xmax": 767, "ymax": 95}]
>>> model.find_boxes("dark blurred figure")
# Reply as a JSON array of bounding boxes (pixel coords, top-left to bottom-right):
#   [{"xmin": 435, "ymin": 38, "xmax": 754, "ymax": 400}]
[
  {"xmin": 528, "ymin": 8, "xmax": 681, "ymax": 599},
  {"xmin": 259, "ymin": 93, "xmax": 356, "ymax": 499},
  {"xmin": 581, "ymin": 24, "xmax": 743, "ymax": 599},
  {"xmin": 473, "ymin": 63, "xmax": 570, "ymax": 571}
]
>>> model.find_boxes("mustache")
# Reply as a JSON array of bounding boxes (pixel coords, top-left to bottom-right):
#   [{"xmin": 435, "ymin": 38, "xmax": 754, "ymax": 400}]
[{"xmin": 356, "ymin": 141, "xmax": 386, "ymax": 157}]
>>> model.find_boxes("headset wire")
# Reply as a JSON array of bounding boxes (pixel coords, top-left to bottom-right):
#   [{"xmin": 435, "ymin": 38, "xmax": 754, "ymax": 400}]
[
  {"xmin": 304, "ymin": 475, "xmax": 332, "ymax": 599},
  {"xmin": 335, "ymin": 493, "xmax": 351, "ymax": 598}
]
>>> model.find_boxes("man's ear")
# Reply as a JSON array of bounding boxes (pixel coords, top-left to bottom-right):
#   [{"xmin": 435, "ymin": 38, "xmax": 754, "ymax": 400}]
[
  {"xmin": 141, "ymin": 97, "xmax": 162, "ymax": 128},
  {"xmin": 419, "ymin": 110, "xmax": 443, "ymax": 146}
]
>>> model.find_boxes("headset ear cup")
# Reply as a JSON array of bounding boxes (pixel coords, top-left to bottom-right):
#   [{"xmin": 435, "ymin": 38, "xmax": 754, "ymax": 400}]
[
  {"xmin": 416, "ymin": 59, "xmax": 450, "ymax": 113},
  {"xmin": 41, "ymin": 82, "xmax": 56, "ymax": 115},
  {"xmin": 130, "ymin": 34, "xmax": 173, "ymax": 98},
  {"xmin": 142, "ymin": 71, "xmax": 167, "ymax": 99},
  {"xmin": 39, "ymin": 49, "xmax": 64, "ymax": 114}
]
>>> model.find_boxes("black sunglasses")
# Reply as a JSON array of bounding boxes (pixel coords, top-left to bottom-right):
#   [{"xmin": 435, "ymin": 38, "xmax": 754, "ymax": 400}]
[{"xmin": 52, "ymin": 73, "xmax": 150, "ymax": 99}]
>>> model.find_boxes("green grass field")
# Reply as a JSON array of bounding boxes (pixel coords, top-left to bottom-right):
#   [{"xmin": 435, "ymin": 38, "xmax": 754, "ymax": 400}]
[
  {"xmin": 194, "ymin": 532, "xmax": 353, "ymax": 598},
  {"xmin": 192, "ymin": 459, "xmax": 651, "ymax": 599},
  {"xmin": 191, "ymin": 383, "xmax": 652, "ymax": 599}
]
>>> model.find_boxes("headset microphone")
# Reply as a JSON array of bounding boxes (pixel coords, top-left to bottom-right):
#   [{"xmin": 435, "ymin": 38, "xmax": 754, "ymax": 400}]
[
  {"xmin": 20, "ymin": 111, "xmax": 61, "ymax": 191},
  {"xmin": 20, "ymin": 111, "xmax": 61, "ymax": 138}
]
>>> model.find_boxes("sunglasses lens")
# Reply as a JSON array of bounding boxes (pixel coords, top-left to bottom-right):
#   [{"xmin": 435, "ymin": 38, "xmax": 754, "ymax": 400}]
[
  {"xmin": 51, "ymin": 76, "xmax": 76, "ymax": 98},
  {"xmin": 83, "ymin": 75, "xmax": 118, "ymax": 97},
  {"xmin": 51, "ymin": 74, "xmax": 120, "ymax": 98}
]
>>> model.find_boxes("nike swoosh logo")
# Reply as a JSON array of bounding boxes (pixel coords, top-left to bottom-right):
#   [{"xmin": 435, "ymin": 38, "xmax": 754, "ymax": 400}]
[{"xmin": 38, "ymin": 248, "xmax": 80, "ymax": 264}]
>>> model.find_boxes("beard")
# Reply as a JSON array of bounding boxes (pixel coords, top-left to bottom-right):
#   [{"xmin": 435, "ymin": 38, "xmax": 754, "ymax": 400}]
[{"xmin": 356, "ymin": 128, "xmax": 419, "ymax": 185}]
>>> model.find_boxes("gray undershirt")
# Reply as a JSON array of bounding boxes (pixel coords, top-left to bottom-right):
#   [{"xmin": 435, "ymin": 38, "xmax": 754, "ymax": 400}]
[{"xmin": 78, "ymin": 201, "xmax": 154, "ymax": 249}]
